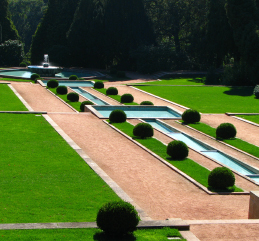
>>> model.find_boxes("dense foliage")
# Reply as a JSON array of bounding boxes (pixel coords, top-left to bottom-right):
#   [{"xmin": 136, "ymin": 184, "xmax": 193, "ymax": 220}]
[
  {"xmin": 182, "ymin": 109, "xmax": 201, "ymax": 123},
  {"xmin": 216, "ymin": 122, "xmax": 237, "ymax": 139},
  {"xmin": 167, "ymin": 140, "xmax": 189, "ymax": 160},
  {"xmin": 208, "ymin": 167, "xmax": 235, "ymax": 190},
  {"xmin": 56, "ymin": 86, "xmax": 68, "ymax": 95},
  {"xmin": 106, "ymin": 87, "xmax": 118, "ymax": 95},
  {"xmin": 121, "ymin": 94, "xmax": 134, "ymax": 103},
  {"xmin": 133, "ymin": 123, "xmax": 154, "ymax": 139},
  {"xmin": 80, "ymin": 101, "xmax": 94, "ymax": 112},
  {"xmin": 96, "ymin": 201, "xmax": 140, "ymax": 237},
  {"xmin": 47, "ymin": 79, "xmax": 59, "ymax": 88},
  {"xmin": 109, "ymin": 109, "xmax": 127, "ymax": 123},
  {"xmin": 67, "ymin": 92, "xmax": 79, "ymax": 102},
  {"xmin": 254, "ymin": 85, "xmax": 259, "ymax": 98},
  {"xmin": 140, "ymin": 101, "xmax": 154, "ymax": 105},
  {"xmin": 94, "ymin": 81, "xmax": 104, "ymax": 89}
]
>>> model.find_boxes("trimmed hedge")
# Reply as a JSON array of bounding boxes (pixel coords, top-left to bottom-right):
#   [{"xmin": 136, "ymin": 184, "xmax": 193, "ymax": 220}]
[
  {"xmin": 56, "ymin": 86, "xmax": 68, "ymax": 95},
  {"xmin": 47, "ymin": 79, "xmax": 59, "ymax": 88},
  {"xmin": 31, "ymin": 73, "xmax": 40, "ymax": 81},
  {"xmin": 69, "ymin": 75, "xmax": 78, "ymax": 80},
  {"xmin": 94, "ymin": 81, "xmax": 104, "ymax": 89},
  {"xmin": 216, "ymin": 123, "xmax": 237, "ymax": 139},
  {"xmin": 19, "ymin": 62, "xmax": 27, "ymax": 67},
  {"xmin": 133, "ymin": 123, "xmax": 154, "ymax": 139},
  {"xmin": 80, "ymin": 101, "xmax": 94, "ymax": 112},
  {"xmin": 106, "ymin": 87, "xmax": 118, "ymax": 95},
  {"xmin": 121, "ymin": 94, "xmax": 134, "ymax": 103},
  {"xmin": 67, "ymin": 92, "xmax": 79, "ymax": 102},
  {"xmin": 96, "ymin": 201, "xmax": 140, "ymax": 237},
  {"xmin": 182, "ymin": 109, "xmax": 201, "ymax": 123},
  {"xmin": 208, "ymin": 167, "xmax": 235, "ymax": 189},
  {"xmin": 167, "ymin": 140, "xmax": 189, "ymax": 160},
  {"xmin": 109, "ymin": 109, "xmax": 127, "ymax": 123},
  {"xmin": 140, "ymin": 101, "xmax": 154, "ymax": 105}
]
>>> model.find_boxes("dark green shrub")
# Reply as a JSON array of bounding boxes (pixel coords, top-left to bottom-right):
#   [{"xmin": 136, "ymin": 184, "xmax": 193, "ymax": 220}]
[
  {"xmin": 133, "ymin": 123, "xmax": 154, "ymax": 139},
  {"xmin": 80, "ymin": 101, "xmax": 94, "ymax": 112},
  {"xmin": 96, "ymin": 201, "xmax": 140, "ymax": 237},
  {"xmin": 47, "ymin": 79, "xmax": 59, "ymax": 88},
  {"xmin": 106, "ymin": 87, "xmax": 118, "ymax": 95},
  {"xmin": 167, "ymin": 140, "xmax": 189, "ymax": 160},
  {"xmin": 254, "ymin": 85, "xmax": 259, "ymax": 98},
  {"xmin": 140, "ymin": 101, "xmax": 154, "ymax": 105},
  {"xmin": 208, "ymin": 167, "xmax": 235, "ymax": 190},
  {"xmin": 56, "ymin": 86, "xmax": 68, "ymax": 95},
  {"xmin": 121, "ymin": 94, "xmax": 134, "ymax": 103},
  {"xmin": 216, "ymin": 123, "xmax": 237, "ymax": 139},
  {"xmin": 182, "ymin": 109, "xmax": 201, "ymax": 123},
  {"xmin": 94, "ymin": 81, "xmax": 104, "ymax": 89},
  {"xmin": 109, "ymin": 109, "xmax": 127, "ymax": 123},
  {"xmin": 205, "ymin": 67, "xmax": 221, "ymax": 85},
  {"xmin": 110, "ymin": 69, "xmax": 117, "ymax": 75},
  {"xmin": 116, "ymin": 71, "xmax": 126, "ymax": 78},
  {"xmin": 67, "ymin": 92, "xmax": 79, "ymax": 102},
  {"xmin": 31, "ymin": 73, "xmax": 40, "ymax": 81},
  {"xmin": 19, "ymin": 62, "xmax": 27, "ymax": 67},
  {"xmin": 69, "ymin": 75, "xmax": 78, "ymax": 80}
]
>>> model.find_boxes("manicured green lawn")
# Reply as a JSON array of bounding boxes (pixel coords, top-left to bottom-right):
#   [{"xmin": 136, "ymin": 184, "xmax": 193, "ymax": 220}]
[
  {"xmin": 112, "ymin": 121, "xmax": 242, "ymax": 192},
  {"xmin": 136, "ymin": 86, "xmax": 257, "ymax": 113},
  {"xmin": 0, "ymin": 77, "xmax": 31, "ymax": 82},
  {"xmin": 0, "ymin": 84, "xmax": 28, "ymax": 111},
  {"xmin": 95, "ymin": 88, "xmax": 139, "ymax": 105},
  {"xmin": 238, "ymin": 115, "xmax": 259, "ymax": 125},
  {"xmin": 48, "ymin": 87, "xmax": 82, "ymax": 111},
  {"xmin": 135, "ymin": 77, "xmax": 205, "ymax": 85},
  {"xmin": 186, "ymin": 122, "xmax": 259, "ymax": 159},
  {"xmin": 0, "ymin": 114, "xmax": 119, "ymax": 223},
  {"xmin": 0, "ymin": 227, "xmax": 185, "ymax": 241}
]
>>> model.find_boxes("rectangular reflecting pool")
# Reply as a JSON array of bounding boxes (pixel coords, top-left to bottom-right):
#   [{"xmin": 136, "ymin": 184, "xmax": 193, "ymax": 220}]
[
  {"xmin": 42, "ymin": 80, "xmax": 94, "ymax": 87},
  {"xmin": 86, "ymin": 106, "xmax": 182, "ymax": 119}
]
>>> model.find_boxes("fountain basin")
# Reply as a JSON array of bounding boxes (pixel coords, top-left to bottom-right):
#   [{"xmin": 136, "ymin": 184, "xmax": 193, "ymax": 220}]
[{"xmin": 28, "ymin": 65, "xmax": 63, "ymax": 77}]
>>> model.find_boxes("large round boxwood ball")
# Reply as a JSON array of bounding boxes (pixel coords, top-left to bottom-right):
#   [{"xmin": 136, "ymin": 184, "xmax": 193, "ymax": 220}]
[
  {"xmin": 167, "ymin": 140, "xmax": 189, "ymax": 160},
  {"xmin": 106, "ymin": 87, "xmax": 118, "ymax": 95},
  {"xmin": 94, "ymin": 81, "xmax": 104, "ymax": 89},
  {"xmin": 109, "ymin": 109, "xmax": 127, "ymax": 123},
  {"xmin": 47, "ymin": 79, "xmax": 59, "ymax": 88},
  {"xmin": 121, "ymin": 94, "xmax": 134, "ymax": 103},
  {"xmin": 133, "ymin": 123, "xmax": 154, "ymax": 139},
  {"xmin": 80, "ymin": 101, "xmax": 94, "ymax": 112},
  {"xmin": 69, "ymin": 75, "xmax": 78, "ymax": 80},
  {"xmin": 56, "ymin": 86, "xmax": 68, "ymax": 95},
  {"xmin": 96, "ymin": 201, "xmax": 140, "ymax": 237},
  {"xmin": 182, "ymin": 109, "xmax": 201, "ymax": 123},
  {"xmin": 67, "ymin": 92, "xmax": 79, "ymax": 102},
  {"xmin": 140, "ymin": 101, "xmax": 154, "ymax": 105},
  {"xmin": 216, "ymin": 123, "xmax": 237, "ymax": 139},
  {"xmin": 208, "ymin": 167, "xmax": 235, "ymax": 189},
  {"xmin": 31, "ymin": 73, "xmax": 40, "ymax": 81}
]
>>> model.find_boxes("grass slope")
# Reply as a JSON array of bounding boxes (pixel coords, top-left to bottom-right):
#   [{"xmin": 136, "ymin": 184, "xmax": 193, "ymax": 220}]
[
  {"xmin": 136, "ymin": 86, "xmax": 257, "ymax": 113},
  {"xmin": 238, "ymin": 115, "xmax": 259, "ymax": 125},
  {"xmin": 0, "ymin": 114, "xmax": 119, "ymax": 223},
  {"xmin": 0, "ymin": 227, "xmax": 185, "ymax": 241},
  {"xmin": 112, "ymin": 121, "xmax": 242, "ymax": 192},
  {"xmin": 0, "ymin": 84, "xmax": 28, "ymax": 111},
  {"xmin": 135, "ymin": 77, "xmax": 205, "ymax": 85}
]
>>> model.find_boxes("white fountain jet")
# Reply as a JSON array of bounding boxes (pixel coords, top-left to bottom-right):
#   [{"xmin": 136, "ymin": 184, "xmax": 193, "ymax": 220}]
[{"xmin": 43, "ymin": 54, "xmax": 49, "ymax": 67}]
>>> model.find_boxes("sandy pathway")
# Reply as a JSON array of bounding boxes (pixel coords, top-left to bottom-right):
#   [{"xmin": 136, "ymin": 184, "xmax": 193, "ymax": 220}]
[
  {"xmin": 48, "ymin": 113, "xmax": 250, "ymax": 221},
  {"xmin": 11, "ymin": 83, "xmax": 74, "ymax": 113}
]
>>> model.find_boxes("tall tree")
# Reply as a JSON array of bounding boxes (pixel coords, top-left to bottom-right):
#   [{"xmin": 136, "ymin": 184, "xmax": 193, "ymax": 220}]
[
  {"xmin": 30, "ymin": 0, "xmax": 80, "ymax": 65},
  {"xmin": 0, "ymin": 0, "xmax": 19, "ymax": 43}
]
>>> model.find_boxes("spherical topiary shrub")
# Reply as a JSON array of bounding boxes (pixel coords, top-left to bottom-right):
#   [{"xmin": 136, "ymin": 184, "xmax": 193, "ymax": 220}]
[
  {"xmin": 216, "ymin": 123, "xmax": 237, "ymax": 139},
  {"xmin": 208, "ymin": 166, "xmax": 235, "ymax": 190},
  {"xmin": 106, "ymin": 87, "xmax": 118, "ymax": 95},
  {"xmin": 80, "ymin": 101, "xmax": 94, "ymax": 112},
  {"xmin": 109, "ymin": 109, "xmax": 127, "ymax": 123},
  {"xmin": 140, "ymin": 101, "xmax": 154, "ymax": 105},
  {"xmin": 254, "ymin": 85, "xmax": 259, "ymax": 99},
  {"xmin": 69, "ymin": 75, "xmax": 78, "ymax": 80},
  {"xmin": 67, "ymin": 92, "xmax": 79, "ymax": 102},
  {"xmin": 121, "ymin": 94, "xmax": 134, "ymax": 103},
  {"xmin": 56, "ymin": 86, "xmax": 68, "ymax": 95},
  {"xmin": 19, "ymin": 62, "xmax": 27, "ymax": 67},
  {"xmin": 31, "ymin": 73, "xmax": 40, "ymax": 81},
  {"xmin": 94, "ymin": 81, "xmax": 104, "ymax": 89},
  {"xmin": 182, "ymin": 109, "xmax": 201, "ymax": 123},
  {"xmin": 167, "ymin": 140, "xmax": 189, "ymax": 160},
  {"xmin": 96, "ymin": 201, "xmax": 140, "ymax": 237},
  {"xmin": 133, "ymin": 123, "xmax": 154, "ymax": 139},
  {"xmin": 47, "ymin": 79, "xmax": 59, "ymax": 88}
]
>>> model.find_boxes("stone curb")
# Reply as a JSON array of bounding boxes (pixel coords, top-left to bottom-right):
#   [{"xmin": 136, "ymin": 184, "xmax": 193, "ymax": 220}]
[
  {"xmin": 8, "ymin": 84, "xmax": 34, "ymax": 111},
  {"xmin": 187, "ymin": 219, "xmax": 259, "ymax": 225},
  {"xmin": 42, "ymin": 114, "xmax": 151, "ymax": 221},
  {"xmin": 233, "ymin": 115, "xmax": 259, "ymax": 128}
]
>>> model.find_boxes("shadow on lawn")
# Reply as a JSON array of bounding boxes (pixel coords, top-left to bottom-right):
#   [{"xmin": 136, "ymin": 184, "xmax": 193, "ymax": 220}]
[
  {"xmin": 223, "ymin": 86, "xmax": 254, "ymax": 96},
  {"xmin": 93, "ymin": 232, "xmax": 136, "ymax": 241}
]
